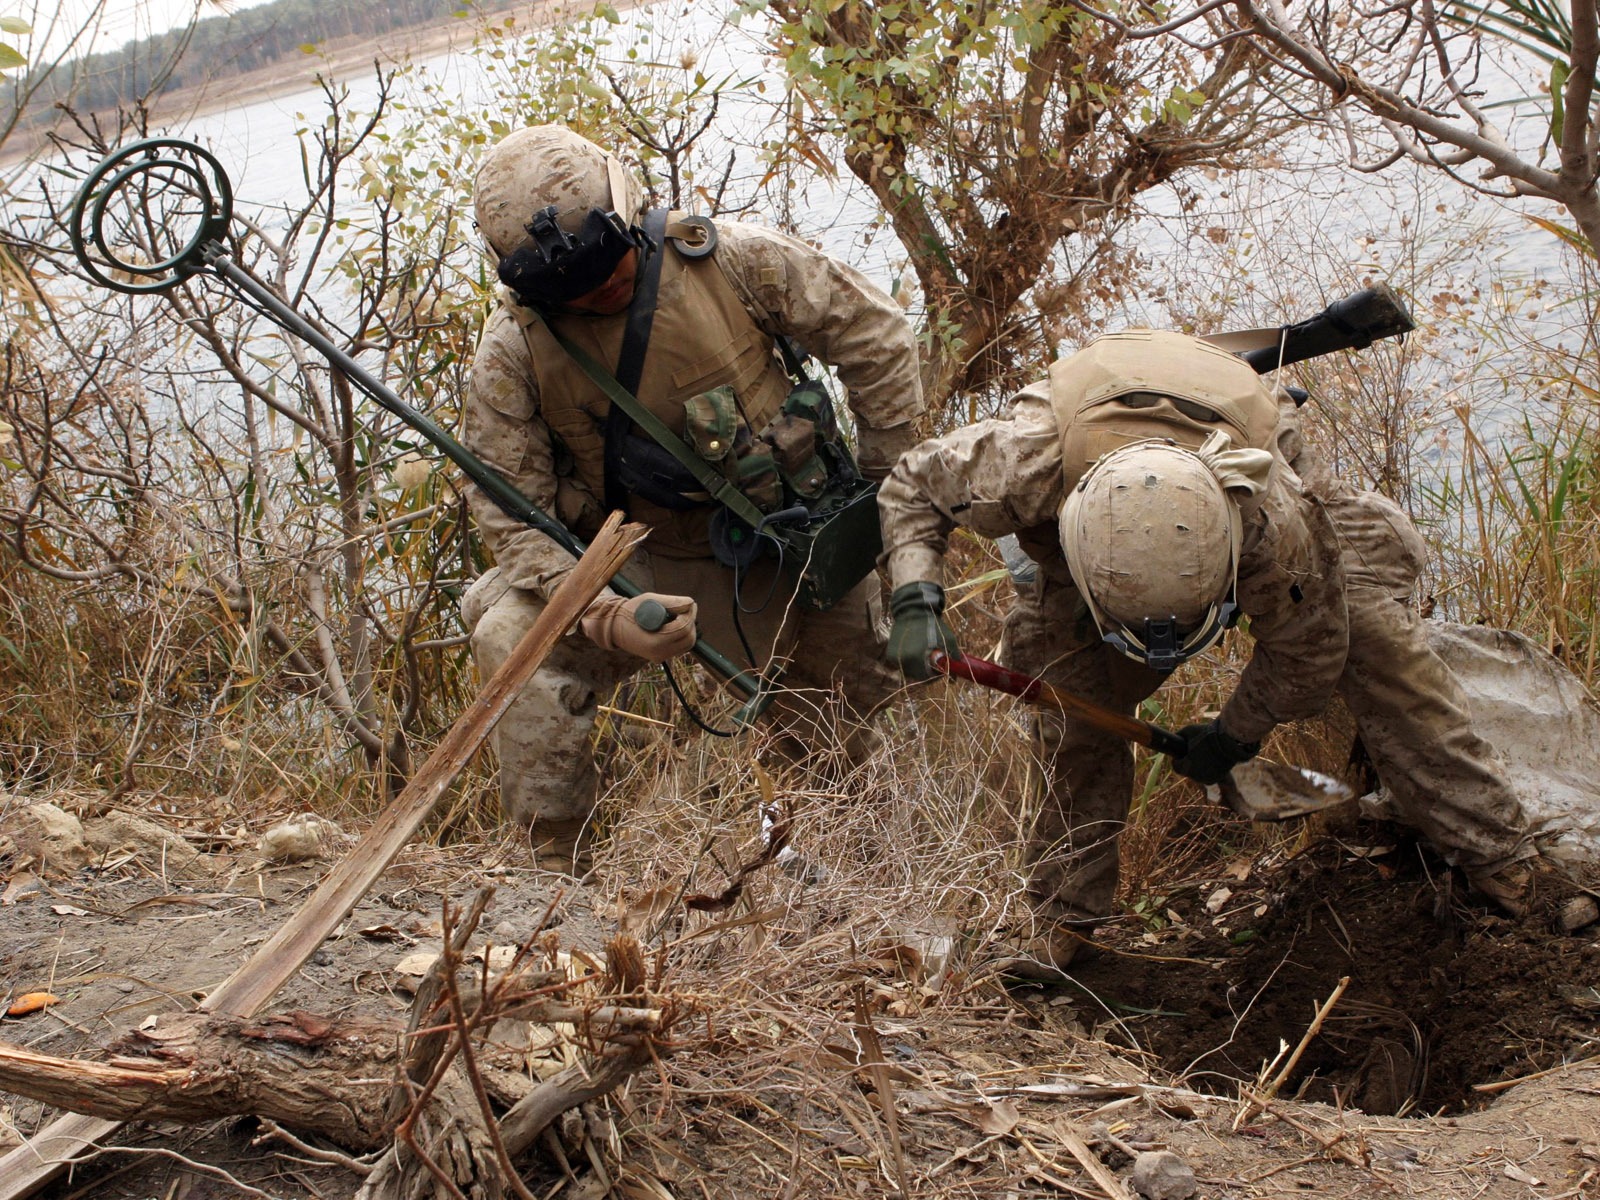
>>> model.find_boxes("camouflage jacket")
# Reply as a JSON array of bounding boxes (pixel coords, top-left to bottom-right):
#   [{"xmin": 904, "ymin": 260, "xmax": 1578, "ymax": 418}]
[
  {"xmin": 462, "ymin": 220, "xmax": 923, "ymax": 601},
  {"xmin": 878, "ymin": 381, "xmax": 1349, "ymax": 742}
]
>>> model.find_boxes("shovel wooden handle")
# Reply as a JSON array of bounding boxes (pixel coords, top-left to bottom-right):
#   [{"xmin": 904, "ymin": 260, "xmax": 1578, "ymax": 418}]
[{"xmin": 931, "ymin": 650, "xmax": 1188, "ymax": 757}]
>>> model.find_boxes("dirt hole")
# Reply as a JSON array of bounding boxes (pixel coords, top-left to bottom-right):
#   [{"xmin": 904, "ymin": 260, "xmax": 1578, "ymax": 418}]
[{"xmin": 1030, "ymin": 833, "xmax": 1600, "ymax": 1116}]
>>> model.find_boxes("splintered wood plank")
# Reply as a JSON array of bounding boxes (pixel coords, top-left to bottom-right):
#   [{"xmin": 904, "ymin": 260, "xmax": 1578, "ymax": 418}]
[{"xmin": 0, "ymin": 514, "xmax": 646, "ymax": 1200}]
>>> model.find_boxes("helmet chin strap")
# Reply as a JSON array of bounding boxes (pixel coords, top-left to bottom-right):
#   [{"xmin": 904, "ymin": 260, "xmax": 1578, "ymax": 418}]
[{"xmin": 605, "ymin": 153, "xmax": 636, "ymax": 228}]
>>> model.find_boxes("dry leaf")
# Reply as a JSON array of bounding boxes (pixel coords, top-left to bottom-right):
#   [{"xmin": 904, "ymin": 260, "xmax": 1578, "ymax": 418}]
[
  {"xmin": 976, "ymin": 1098, "xmax": 1021, "ymax": 1136},
  {"xmin": 4, "ymin": 992, "xmax": 59, "ymax": 1017},
  {"xmin": 1502, "ymin": 1163, "xmax": 1542, "ymax": 1186},
  {"xmin": 618, "ymin": 885, "xmax": 678, "ymax": 937},
  {"xmin": 1, "ymin": 874, "xmax": 39, "ymax": 905},
  {"xmin": 51, "ymin": 904, "xmax": 89, "ymax": 917},
  {"xmin": 394, "ymin": 951, "xmax": 439, "ymax": 977}
]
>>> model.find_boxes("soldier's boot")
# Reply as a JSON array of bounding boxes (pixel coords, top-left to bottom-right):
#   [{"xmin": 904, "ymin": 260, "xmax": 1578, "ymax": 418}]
[
  {"xmin": 527, "ymin": 817, "xmax": 594, "ymax": 877},
  {"xmin": 1466, "ymin": 854, "xmax": 1599, "ymax": 931},
  {"xmin": 996, "ymin": 912, "xmax": 1102, "ymax": 982}
]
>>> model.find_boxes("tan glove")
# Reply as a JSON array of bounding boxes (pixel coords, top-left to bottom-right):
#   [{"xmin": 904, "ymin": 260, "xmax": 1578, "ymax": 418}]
[{"xmin": 580, "ymin": 593, "xmax": 698, "ymax": 662}]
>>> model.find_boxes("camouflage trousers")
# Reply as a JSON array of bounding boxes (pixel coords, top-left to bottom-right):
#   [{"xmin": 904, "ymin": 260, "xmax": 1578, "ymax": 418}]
[
  {"xmin": 1005, "ymin": 486, "xmax": 1533, "ymax": 925},
  {"xmin": 462, "ymin": 552, "xmax": 898, "ymax": 863}
]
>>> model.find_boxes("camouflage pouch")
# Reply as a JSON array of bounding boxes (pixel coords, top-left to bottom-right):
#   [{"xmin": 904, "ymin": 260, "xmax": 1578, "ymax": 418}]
[
  {"xmin": 684, "ymin": 386, "xmax": 781, "ymax": 511},
  {"xmin": 763, "ymin": 412, "xmax": 828, "ymax": 498},
  {"xmin": 683, "ymin": 386, "xmax": 739, "ymax": 463},
  {"xmin": 732, "ymin": 437, "xmax": 782, "ymax": 510}
]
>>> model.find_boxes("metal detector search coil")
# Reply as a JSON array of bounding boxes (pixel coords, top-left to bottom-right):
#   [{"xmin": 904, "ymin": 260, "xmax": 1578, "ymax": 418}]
[{"xmin": 69, "ymin": 139, "xmax": 234, "ymax": 294}]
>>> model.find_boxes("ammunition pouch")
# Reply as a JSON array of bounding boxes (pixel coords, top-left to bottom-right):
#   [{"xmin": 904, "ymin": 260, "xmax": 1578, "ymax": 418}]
[{"xmin": 698, "ymin": 380, "xmax": 882, "ymax": 610}]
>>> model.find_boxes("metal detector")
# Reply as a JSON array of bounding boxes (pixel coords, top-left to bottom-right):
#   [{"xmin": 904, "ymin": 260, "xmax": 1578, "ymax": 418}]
[{"xmin": 67, "ymin": 137, "xmax": 772, "ymax": 724}]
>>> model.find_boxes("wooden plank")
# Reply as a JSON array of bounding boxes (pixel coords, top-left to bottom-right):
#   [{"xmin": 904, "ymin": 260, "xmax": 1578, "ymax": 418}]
[{"xmin": 0, "ymin": 514, "xmax": 645, "ymax": 1199}]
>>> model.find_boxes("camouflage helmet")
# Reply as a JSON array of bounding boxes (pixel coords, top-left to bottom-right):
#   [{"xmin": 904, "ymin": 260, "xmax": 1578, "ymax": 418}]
[
  {"xmin": 1059, "ymin": 438, "xmax": 1244, "ymax": 672},
  {"xmin": 472, "ymin": 125, "xmax": 647, "ymax": 259}
]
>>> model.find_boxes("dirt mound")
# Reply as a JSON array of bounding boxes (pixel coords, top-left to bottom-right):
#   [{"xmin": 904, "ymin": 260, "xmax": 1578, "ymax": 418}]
[{"xmin": 1052, "ymin": 827, "xmax": 1600, "ymax": 1115}]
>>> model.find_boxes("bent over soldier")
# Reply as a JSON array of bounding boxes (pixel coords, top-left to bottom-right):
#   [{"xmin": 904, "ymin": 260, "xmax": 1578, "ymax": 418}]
[
  {"xmin": 877, "ymin": 330, "xmax": 1536, "ymax": 974},
  {"xmin": 461, "ymin": 125, "xmax": 922, "ymax": 871}
]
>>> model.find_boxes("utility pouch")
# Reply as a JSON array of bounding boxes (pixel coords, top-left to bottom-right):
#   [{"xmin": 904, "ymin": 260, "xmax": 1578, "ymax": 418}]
[
  {"xmin": 782, "ymin": 379, "xmax": 838, "ymax": 436},
  {"xmin": 683, "ymin": 386, "xmax": 784, "ymax": 512},
  {"xmin": 683, "ymin": 386, "xmax": 738, "ymax": 463},
  {"xmin": 764, "ymin": 411, "xmax": 827, "ymax": 498},
  {"xmin": 758, "ymin": 378, "xmax": 842, "ymax": 500},
  {"xmin": 733, "ymin": 438, "xmax": 783, "ymax": 511}
]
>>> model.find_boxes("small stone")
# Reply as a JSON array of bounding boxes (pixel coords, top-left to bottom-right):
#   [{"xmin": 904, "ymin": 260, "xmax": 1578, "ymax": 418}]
[
  {"xmin": 1131, "ymin": 1149, "xmax": 1198, "ymax": 1200},
  {"xmin": 1555, "ymin": 895, "xmax": 1599, "ymax": 935}
]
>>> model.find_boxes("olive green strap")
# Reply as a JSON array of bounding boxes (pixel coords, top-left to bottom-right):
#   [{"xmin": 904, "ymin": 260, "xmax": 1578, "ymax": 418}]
[{"xmin": 531, "ymin": 313, "xmax": 769, "ymax": 529}]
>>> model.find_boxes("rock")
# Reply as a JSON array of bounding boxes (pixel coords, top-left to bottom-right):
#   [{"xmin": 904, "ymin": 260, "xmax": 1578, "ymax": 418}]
[
  {"xmin": 84, "ymin": 810, "xmax": 206, "ymax": 877},
  {"xmin": 1555, "ymin": 894, "xmax": 1599, "ymax": 934},
  {"xmin": 257, "ymin": 814, "xmax": 345, "ymax": 863},
  {"xmin": 2, "ymin": 803, "xmax": 90, "ymax": 872},
  {"xmin": 1130, "ymin": 1150, "xmax": 1198, "ymax": 1200}
]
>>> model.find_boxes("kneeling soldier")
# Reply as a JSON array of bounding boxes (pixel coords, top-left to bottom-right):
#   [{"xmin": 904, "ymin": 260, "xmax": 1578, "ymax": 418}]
[{"xmin": 461, "ymin": 125, "xmax": 922, "ymax": 871}]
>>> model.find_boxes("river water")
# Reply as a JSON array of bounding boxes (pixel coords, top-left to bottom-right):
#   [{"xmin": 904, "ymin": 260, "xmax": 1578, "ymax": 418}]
[{"xmin": 35, "ymin": 3, "xmax": 1587, "ymax": 473}]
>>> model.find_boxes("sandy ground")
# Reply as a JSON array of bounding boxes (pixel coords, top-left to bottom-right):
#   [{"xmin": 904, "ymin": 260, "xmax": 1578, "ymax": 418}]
[{"xmin": 2, "ymin": 797, "xmax": 1597, "ymax": 1200}]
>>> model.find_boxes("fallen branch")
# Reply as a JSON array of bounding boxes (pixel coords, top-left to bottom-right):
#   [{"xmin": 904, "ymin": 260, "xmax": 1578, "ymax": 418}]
[
  {"xmin": 1235, "ymin": 974, "xmax": 1350, "ymax": 1128},
  {"xmin": 0, "ymin": 1014, "xmax": 399, "ymax": 1149},
  {"xmin": 0, "ymin": 514, "xmax": 649, "ymax": 1200}
]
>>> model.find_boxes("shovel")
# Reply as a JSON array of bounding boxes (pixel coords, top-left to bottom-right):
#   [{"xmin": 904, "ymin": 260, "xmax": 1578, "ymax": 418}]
[{"xmin": 930, "ymin": 650, "xmax": 1352, "ymax": 820}]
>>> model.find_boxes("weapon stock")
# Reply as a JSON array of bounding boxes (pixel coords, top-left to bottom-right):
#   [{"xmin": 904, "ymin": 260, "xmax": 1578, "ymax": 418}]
[{"xmin": 1202, "ymin": 283, "xmax": 1417, "ymax": 380}]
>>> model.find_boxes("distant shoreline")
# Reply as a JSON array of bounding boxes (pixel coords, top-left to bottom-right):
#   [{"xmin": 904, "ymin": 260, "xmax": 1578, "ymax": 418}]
[{"xmin": 1, "ymin": 0, "xmax": 586, "ymax": 165}]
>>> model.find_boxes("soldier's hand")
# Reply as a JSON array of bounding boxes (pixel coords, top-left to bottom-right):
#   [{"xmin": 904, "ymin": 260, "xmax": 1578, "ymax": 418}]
[
  {"xmin": 1171, "ymin": 718, "xmax": 1261, "ymax": 786},
  {"xmin": 886, "ymin": 582, "xmax": 959, "ymax": 681},
  {"xmin": 581, "ymin": 593, "xmax": 697, "ymax": 663}
]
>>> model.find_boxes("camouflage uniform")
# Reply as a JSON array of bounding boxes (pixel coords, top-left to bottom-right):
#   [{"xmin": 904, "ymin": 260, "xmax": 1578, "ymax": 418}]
[
  {"xmin": 1275, "ymin": 410, "xmax": 1533, "ymax": 877},
  {"xmin": 462, "ymin": 219, "xmax": 920, "ymax": 860},
  {"xmin": 881, "ymin": 373, "xmax": 1347, "ymax": 923},
  {"xmin": 880, "ymin": 355, "xmax": 1531, "ymax": 926}
]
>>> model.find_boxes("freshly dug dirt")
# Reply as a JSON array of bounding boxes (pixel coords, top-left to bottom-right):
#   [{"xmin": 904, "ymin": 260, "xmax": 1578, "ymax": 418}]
[{"xmin": 1053, "ymin": 825, "xmax": 1600, "ymax": 1116}]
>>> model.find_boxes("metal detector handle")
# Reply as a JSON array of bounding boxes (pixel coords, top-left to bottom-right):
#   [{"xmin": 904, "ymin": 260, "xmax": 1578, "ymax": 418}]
[
  {"xmin": 1239, "ymin": 284, "xmax": 1416, "ymax": 375},
  {"xmin": 632, "ymin": 599, "xmax": 669, "ymax": 632},
  {"xmin": 197, "ymin": 248, "xmax": 771, "ymax": 722},
  {"xmin": 931, "ymin": 650, "xmax": 1187, "ymax": 757}
]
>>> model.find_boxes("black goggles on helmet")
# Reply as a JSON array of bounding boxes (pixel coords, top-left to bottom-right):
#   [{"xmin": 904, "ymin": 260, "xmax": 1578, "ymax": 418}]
[{"xmin": 496, "ymin": 205, "xmax": 640, "ymax": 306}]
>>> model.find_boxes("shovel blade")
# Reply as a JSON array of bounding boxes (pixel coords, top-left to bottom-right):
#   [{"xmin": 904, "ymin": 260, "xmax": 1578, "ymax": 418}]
[{"xmin": 1213, "ymin": 759, "xmax": 1354, "ymax": 821}]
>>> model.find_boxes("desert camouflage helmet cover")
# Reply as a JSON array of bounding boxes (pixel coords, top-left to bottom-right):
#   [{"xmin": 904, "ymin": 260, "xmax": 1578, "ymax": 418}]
[
  {"xmin": 1059, "ymin": 430, "xmax": 1275, "ymax": 670},
  {"xmin": 473, "ymin": 125, "xmax": 647, "ymax": 259}
]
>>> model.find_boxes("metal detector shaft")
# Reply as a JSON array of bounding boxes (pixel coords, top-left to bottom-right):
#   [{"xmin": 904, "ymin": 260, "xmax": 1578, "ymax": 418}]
[
  {"xmin": 198, "ymin": 246, "xmax": 769, "ymax": 720},
  {"xmin": 930, "ymin": 650, "xmax": 1186, "ymax": 755}
]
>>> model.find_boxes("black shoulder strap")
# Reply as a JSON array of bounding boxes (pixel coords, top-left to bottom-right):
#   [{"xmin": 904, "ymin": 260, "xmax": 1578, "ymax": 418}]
[
  {"xmin": 774, "ymin": 334, "xmax": 811, "ymax": 382},
  {"xmin": 603, "ymin": 209, "xmax": 670, "ymax": 512}
]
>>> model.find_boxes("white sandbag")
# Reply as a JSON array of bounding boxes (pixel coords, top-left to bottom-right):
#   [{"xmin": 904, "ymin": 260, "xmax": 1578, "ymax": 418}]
[{"xmin": 1362, "ymin": 621, "xmax": 1600, "ymax": 861}]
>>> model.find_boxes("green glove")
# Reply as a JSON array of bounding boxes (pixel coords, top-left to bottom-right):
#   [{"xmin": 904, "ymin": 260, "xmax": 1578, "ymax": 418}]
[
  {"xmin": 886, "ymin": 582, "xmax": 960, "ymax": 681},
  {"xmin": 1171, "ymin": 718, "xmax": 1261, "ymax": 786}
]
